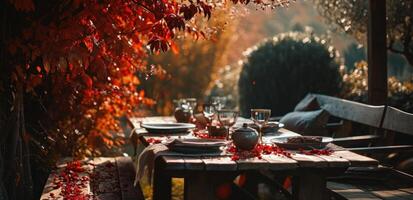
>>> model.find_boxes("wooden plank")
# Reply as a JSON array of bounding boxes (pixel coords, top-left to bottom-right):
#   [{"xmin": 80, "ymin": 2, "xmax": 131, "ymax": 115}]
[
  {"xmin": 90, "ymin": 157, "xmax": 120, "ymax": 194},
  {"xmin": 332, "ymin": 135, "xmax": 381, "ymax": 145},
  {"xmin": 115, "ymin": 157, "xmax": 144, "ymax": 200},
  {"xmin": 127, "ymin": 117, "xmax": 141, "ymax": 129},
  {"xmin": 332, "ymin": 150, "xmax": 378, "ymax": 167},
  {"xmin": 367, "ymin": 188, "xmax": 413, "ymax": 200},
  {"xmin": 316, "ymin": 154, "xmax": 349, "ymax": 168},
  {"xmin": 314, "ymin": 94, "xmax": 385, "ymax": 127},
  {"xmin": 399, "ymin": 187, "xmax": 413, "ymax": 195},
  {"xmin": 382, "ymin": 106, "xmax": 413, "ymax": 136},
  {"xmin": 289, "ymin": 153, "xmax": 328, "ymax": 168},
  {"xmin": 236, "ymin": 157, "xmax": 269, "ymax": 170},
  {"xmin": 348, "ymin": 145, "xmax": 413, "ymax": 154},
  {"xmin": 327, "ymin": 182, "xmax": 381, "ymax": 200},
  {"xmin": 183, "ymin": 157, "xmax": 205, "ymax": 170},
  {"xmin": 261, "ymin": 154, "xmax": 298, "ymax": 170},
  {"xmin": 162, "ymin": 156, "xmax": 186, "ymax": 170},
  {"xmin": 202, "ymin": 156, "xmax": 238, "ymax": 171}
]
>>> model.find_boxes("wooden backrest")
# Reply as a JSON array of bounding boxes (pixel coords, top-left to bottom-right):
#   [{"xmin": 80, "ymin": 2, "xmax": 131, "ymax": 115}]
[
  {"xmin": 309, "ymin": 93, "xmax": 386, "ymax": 128},
  {"xmin": 382, "ymin": 106, "xmax": 413, "ymax": 136}
]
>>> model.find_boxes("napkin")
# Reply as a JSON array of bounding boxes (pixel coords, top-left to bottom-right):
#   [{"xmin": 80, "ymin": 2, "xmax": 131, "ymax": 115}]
[{"xmin": 135, "ymin": 138, "xmax": 228, "ymax": 186}]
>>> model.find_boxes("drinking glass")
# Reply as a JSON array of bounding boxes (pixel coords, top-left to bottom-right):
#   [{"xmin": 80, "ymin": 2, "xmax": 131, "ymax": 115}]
[
  {"xmin": 217, "ymin": 110, "xmax": 238, "ymax": 140},
  {"xmin": 211, "ymin": 96, "xmax": 227, "ymax": 111},
  {"xmin": 251, "ymin": 109, "xmax": 271, "ymax": 144},
  {"xmin": 173, "ymin": 99, "xmax": 185, "ymax": 109},
  {"xmin": 185, "ymin": 98, "xmax": 197, "ymax": 115},
  {"xmin": 203, "ymin": 104, "xmax": 216, "ymax": 124}
]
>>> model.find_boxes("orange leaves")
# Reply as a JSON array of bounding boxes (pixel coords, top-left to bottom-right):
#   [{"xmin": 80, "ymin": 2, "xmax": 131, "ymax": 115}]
[
  {"xmin": 170, "ymin": 41, "xmax": 179, "ymax": 54},
  {"xmin": 3, "ymin": 0, "xmax": 239, "ymax": 158}
]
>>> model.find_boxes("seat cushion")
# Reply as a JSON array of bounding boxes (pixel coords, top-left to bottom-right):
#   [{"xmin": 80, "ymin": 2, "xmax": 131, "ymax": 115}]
[
  {"xmin": 280, "ymin": 109, "xmax": 329, "ymax": 135},
  {"xmin": 294, "ymin": 94, "xmax": 320, "ymax": 111}
]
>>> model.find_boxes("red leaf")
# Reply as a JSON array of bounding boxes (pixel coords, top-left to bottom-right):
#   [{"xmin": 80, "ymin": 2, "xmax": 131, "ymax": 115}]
[{"xmin": 83, "ymin": 36, "xmax": 94, "ymax": 52}]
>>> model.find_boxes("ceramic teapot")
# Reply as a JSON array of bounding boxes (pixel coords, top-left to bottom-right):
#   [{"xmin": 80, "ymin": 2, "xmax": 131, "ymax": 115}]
[{"xmin": 232, "ymin": 123, "xmax": 259, "ymax": 150}]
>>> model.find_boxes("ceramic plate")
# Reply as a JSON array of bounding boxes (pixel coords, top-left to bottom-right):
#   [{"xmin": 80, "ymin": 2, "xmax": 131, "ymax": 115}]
[
  {"xmin": 271, "ymin": 136, "xmax": 333, "ymax": 150},
  {"xmin": 141, "ymin": 122, "xmax": 195, "ymax": 134}
]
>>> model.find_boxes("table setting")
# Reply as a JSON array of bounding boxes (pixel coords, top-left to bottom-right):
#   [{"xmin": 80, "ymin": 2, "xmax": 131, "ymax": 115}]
[
  {"xmin": 127, "ymin": 97, "xmax": 379, "ymax": 200},
  {"xmin": 133, "ymin": 97, "xmax": 342, "ymax": 184}
]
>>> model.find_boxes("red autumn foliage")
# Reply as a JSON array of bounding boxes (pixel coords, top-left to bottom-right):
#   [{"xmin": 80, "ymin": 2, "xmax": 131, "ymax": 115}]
[
  {"xmin": 2, "ymin": 0, "xmax": 223, "ymax": 158},
  {"xmin": 0, "ymin": 0, "xmax": 293, "ymax": 198},
  {"xmin": 1, "ymin": 0, "xmax": 292, "ymax": 160}
]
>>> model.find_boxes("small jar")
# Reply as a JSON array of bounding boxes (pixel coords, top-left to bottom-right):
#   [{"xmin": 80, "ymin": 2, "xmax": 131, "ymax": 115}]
[
  {"xmin": 174, "ymin": 108, "xmax": 191, "ymax": 123},
  {"xmin": 232, "ymin": 123, "xmax": 259, "ymax": 150}
]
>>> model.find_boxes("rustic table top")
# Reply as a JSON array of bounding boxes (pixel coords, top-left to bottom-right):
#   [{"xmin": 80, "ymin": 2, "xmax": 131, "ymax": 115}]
[
  {"xmin": 127, "ymin": 116, "xmax": 378, "ymax": 172},
  {"xmin": 41, "ymin": 157, "xmax": 143, "ymax": 200}
]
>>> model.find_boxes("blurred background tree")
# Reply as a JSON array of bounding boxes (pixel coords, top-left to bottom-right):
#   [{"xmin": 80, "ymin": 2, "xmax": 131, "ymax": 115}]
[
  {"xmin": 314, "ymin": 0, "xmax": 413, "ymax": 67},
  {"xmin": 238, "ymin": 32, "xmax": 342, "ymax": 117},
  {"xmin": 341, "ymin": 61, "xmax": 413, "ymax": 113},
  {"xmin": 140, "ymin": 8, "xmax": 237, "ymax": 115}
]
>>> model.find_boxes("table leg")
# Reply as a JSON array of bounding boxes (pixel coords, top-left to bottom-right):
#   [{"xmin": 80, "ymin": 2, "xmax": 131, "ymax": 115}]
[
  {"xmin": 292, "ymin": 172, "xmax": 327, "ymax": 200},
  {"xmin": 184, "ymin": 172, "xmax": 238, "ymax": 200},
  {"xmin": 242, "ymin": 171, "xmax": 259, "ymax": 197},
  {"xmin": 153, "ymin": 164, "xmax": 171, "ymax": 200}
]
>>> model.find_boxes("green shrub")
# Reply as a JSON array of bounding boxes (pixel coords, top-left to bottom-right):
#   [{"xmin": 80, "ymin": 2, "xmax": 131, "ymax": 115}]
[{"xmin": 238, "ymin": 32, "xmax": 342, "ymax": 117}]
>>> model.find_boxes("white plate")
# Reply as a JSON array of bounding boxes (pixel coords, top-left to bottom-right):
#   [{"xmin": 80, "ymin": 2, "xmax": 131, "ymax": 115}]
[
  {"xmin": 171, "ymin": 138, "xmax": 228, "ymax": 147},
  {"xmin": 141, "ymin": 122, "xmax": 195, "ymax": 134}
]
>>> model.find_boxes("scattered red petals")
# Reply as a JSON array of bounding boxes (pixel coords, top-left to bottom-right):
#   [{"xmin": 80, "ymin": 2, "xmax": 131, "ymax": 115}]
[
  {"xmin": 194, "ymin": 130, "xmax": 226, "ymax": 139},
  {"xmin": 228, "ymin": 144, "xmax": 292, "ymax": 161},
  {"xmin": 299, "ymin": 148, "xmax": 333, "ymax": 156},
  {"xmin": 147, "ymin": 138, "xmax": 162, "ymax": 144},
  {"xmin": 49, "ymin": 160, "xmax": 92, "ymax": 200}
]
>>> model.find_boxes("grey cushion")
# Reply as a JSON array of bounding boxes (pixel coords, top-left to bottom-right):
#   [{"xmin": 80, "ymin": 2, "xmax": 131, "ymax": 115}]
[
  {"xmin": 294, "ymin": 94, "xmax": 320, "ymax": 111},
  {"xmin": 280, "ymin": 109, "xmax": 329, "ymax": 136}
]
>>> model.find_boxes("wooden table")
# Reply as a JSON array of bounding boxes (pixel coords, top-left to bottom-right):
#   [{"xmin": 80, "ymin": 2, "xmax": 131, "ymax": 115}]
[{"xmin": 128, "ymin": 116, "xmax": 378, "ymax": 200}]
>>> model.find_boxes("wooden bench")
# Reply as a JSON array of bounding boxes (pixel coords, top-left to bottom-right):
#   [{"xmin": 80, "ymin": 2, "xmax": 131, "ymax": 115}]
[
  {"xmin": 40, "ymin": 157, "xmax": 144, "ymax": 200},
  {"xmin": 302, "ymin": 94, "xmax": 413, "ymax": 199},
  {"xmin": 306, "ymin": 93, "xmax": 413, "ymax": 155}
]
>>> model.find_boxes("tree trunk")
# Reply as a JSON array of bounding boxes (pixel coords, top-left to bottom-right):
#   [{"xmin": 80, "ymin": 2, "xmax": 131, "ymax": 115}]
[{"xmin": 2, "ymin": 84, "xmax": 33, "ymax": 200}]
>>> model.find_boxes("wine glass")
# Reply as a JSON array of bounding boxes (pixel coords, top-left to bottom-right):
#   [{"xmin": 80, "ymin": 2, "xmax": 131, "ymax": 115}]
[
  {"xmin": 217, "ymin": 110, "xmax": 238, "ymax": 140},
  {"xmin": 251, "ymin": 109, "xmax": 271, "ymax": 144},
  {"xmin": 211, "ymin": 96, "xmax": 227, "ymax": 111},
  {"xmin": 203, "ymin": 104, "xmax": 216, "ymax": 124},
  {"xmin": 185, "ymin": 98, "xmax": 197, "ymax": 115}
]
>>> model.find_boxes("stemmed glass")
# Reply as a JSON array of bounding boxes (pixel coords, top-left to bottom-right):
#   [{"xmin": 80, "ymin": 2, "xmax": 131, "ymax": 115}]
[
  {"xmin": 203, "ymin": 104, "xmax": 216, "ymax": 124},
  {"xmin": 251, "ymin": 109, "xmax": 271, "ymax": 144},
  {"xmin": 217, "ymin": 110, "xmax": 238, "ymax": 140},
  {"xmin": 185, "ymin": 98, "xmax": 197, "ymax": 115},
  {"xmin": 211, "ymin": 96, "xmax": 227, "ymax": 111}
]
